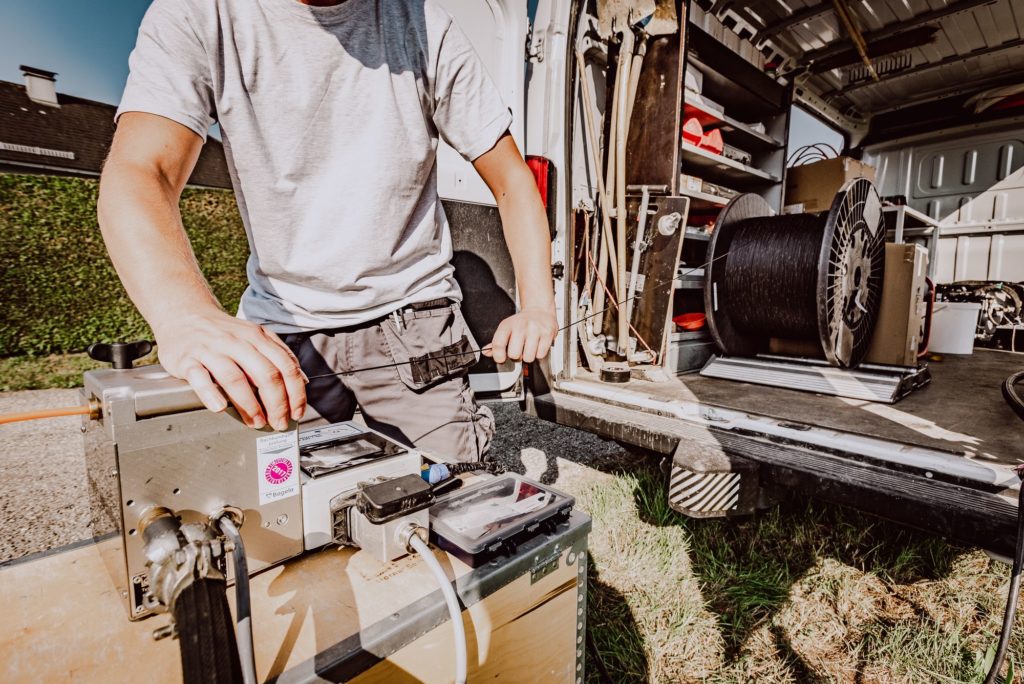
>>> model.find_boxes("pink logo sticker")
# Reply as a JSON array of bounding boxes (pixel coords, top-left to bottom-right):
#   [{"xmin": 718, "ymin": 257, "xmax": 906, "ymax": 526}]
[{"xmin": 265, "ymin": 458, "xmax": 293, "ymax": 486}]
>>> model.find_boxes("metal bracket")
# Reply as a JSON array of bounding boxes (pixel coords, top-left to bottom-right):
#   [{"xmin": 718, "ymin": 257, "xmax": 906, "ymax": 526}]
[
  {"xmin": 530, "ymin": 547, "xmax": 562, "ymax": 584},
  {"xmin": 526, "ymin": 30, "xmax": 545, "ymax": 63}
]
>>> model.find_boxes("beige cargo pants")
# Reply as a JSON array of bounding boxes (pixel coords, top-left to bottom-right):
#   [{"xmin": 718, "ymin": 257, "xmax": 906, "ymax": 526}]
[{"xmin": 282, "ymin": 299, "xmax": 495, "ymax": 463}]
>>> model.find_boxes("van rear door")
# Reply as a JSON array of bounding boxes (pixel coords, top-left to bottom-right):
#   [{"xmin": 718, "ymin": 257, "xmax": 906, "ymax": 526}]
[{"xmin": 435, "ymin": 0, "xmax": 529, "ymax": 400}]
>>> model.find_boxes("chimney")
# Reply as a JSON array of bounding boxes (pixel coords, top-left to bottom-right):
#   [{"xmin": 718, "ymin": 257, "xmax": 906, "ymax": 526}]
[{"xmin": 20, "ymin": 65, "xmax": 60, "ymax": 108}]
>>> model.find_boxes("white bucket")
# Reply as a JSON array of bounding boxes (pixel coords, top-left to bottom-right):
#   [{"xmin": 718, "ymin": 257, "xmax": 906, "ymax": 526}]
[{"xmin": 929, "ymin": 301, "xmax": 981, "ymax": 355}]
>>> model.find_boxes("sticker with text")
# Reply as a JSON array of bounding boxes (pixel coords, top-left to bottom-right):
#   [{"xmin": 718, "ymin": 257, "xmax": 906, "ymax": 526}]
[{"xmin": 256, "ymin": 431, "xmax": 299, "ymax": 505}]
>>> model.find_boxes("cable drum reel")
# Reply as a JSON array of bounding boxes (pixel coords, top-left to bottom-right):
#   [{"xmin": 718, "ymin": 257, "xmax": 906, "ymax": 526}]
[{"xmin": 704, "ymin": 179, "xmax": 886, "ymax": 368}]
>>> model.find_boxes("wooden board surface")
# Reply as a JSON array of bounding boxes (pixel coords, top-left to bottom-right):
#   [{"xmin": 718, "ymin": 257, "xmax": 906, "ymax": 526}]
[
  {"xmin": 624, "ymin": 5, "xmax": 686, "ymax": 193},
  {"xmin": 1, "ymin": 530, "xmax": 584, "ymax": 683},
  {"xmin": 630, "ymin": 195, "xmax": 690, "ymax": 361}
]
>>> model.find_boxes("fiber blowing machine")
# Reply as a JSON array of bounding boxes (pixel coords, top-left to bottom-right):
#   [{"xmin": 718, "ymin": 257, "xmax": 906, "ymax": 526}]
[{"xmin": 81, "ymin": 343, "xmax": 441, "ymax": 682}]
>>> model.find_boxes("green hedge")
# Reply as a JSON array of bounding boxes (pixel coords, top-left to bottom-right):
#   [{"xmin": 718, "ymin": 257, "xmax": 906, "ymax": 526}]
[{"xmin": 0, "ymin": 174, "xmax": 249, "ymax": 356}]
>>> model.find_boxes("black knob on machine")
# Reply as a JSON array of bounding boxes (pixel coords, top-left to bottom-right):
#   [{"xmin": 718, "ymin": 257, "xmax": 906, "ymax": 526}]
[{"xmin": 87, "ymin": 340, "xmax": 154, "ymax": 369}]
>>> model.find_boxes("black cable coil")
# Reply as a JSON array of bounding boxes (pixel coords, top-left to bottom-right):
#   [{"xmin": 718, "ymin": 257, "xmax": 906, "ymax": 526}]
[
  {"xmin": 723, "ymin": 214, "xmax": 823, "ymax": 340},
  {"xmin": 705, "ymin": 179, "xmax": 886, "ymax": 368}
]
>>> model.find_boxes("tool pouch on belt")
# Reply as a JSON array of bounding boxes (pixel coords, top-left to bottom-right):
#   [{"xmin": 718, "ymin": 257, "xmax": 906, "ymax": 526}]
[
  {"xmin": 380, "ymin": 302, "xmax": 480, "ymax": 391},
  {"xmin": 408, "ymin": 335, "xmax": 477, "ymax": 386}
]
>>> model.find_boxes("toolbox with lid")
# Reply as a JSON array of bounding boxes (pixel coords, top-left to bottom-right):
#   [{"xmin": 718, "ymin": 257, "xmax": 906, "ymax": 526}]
[{"xmin": 430, "ymin": 474, "xmax": 576, "ymax": 565}]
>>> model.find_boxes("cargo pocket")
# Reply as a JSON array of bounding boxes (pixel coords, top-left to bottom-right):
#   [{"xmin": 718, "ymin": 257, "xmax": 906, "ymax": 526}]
[{"xmin": 380, "ymin": 303, "xmax": 480, "ymax": 391}]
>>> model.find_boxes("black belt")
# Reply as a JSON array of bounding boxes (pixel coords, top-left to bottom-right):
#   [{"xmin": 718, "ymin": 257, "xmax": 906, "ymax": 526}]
[{"xmin": 404, "ymin": 297, "xmax": 453, "ymax": 312}]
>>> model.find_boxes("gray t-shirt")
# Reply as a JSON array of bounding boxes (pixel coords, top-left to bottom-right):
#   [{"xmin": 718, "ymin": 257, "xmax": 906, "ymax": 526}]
[{"xmin": 117, "ymin": 0, "xmax": 512, "ymax": 331}]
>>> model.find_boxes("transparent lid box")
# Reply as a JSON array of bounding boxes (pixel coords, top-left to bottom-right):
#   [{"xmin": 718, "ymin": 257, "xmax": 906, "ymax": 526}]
[{"xmin": 429, "ymin": 474, "xmax": 575, "ymax": 563}]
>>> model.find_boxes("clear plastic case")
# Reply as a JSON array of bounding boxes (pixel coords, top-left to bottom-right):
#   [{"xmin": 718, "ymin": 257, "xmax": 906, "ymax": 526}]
[{"xmin": 429, "ymin": 474, "xmax": 575, "ymax": 560}]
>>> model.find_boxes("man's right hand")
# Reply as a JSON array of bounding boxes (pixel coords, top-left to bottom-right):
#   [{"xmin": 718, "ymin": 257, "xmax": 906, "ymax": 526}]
[
  {"xmin": 154, "ymin": 309, "xmax": 307, "ymax": 431},
  {"xmin": 98, "ymin": 114, "xmax": 306, "ymax": 432}
]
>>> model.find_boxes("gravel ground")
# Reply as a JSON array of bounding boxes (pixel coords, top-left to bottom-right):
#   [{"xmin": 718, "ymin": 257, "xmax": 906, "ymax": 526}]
[
  {"xmin": 0, "ymin": 392, "xmax": 628, "ymax": 564},
  {"xmin": 0, "ymin": 389, "xmax": 100, "ymax": 563}
]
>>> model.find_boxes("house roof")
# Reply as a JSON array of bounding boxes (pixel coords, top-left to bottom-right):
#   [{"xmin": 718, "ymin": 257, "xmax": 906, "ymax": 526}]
[{"xmin": 0, "ymin": 80, "xmax": 232, "ymax": 189}]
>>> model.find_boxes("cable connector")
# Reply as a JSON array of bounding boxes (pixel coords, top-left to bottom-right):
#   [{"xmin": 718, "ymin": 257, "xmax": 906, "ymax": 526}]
[
  {"xmin": 396, "ymin": 523, "xmax": 429, "ymax": 555},
  {"xmin": 421, "ymin": 461, "xmax": 505, "ymax": 485}
]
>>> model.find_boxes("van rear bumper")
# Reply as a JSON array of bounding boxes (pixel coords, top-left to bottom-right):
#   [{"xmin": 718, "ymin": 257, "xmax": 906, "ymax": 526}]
[{"xmin": 526, "ymin": 384, "xmax": 1019, "ymax": 557}]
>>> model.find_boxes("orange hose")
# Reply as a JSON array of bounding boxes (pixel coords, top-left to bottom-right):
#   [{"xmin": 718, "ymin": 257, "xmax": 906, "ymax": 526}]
[{"xmin": 0, "ymin": 405, "xmax": 94, "ymax": 425}]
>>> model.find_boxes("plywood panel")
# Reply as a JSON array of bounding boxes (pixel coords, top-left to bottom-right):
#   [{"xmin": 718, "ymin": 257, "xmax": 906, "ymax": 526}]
[
  {"xmin": 624, "ymin": 9, "xmax": 685, "ymax": 192},
  {"xmin": 353, "ymin": 569, "xmax": 580, "ymax": 683},
  {"xmin": 1, "ymin": 533, "xmax": 584, "ymax": 683}
]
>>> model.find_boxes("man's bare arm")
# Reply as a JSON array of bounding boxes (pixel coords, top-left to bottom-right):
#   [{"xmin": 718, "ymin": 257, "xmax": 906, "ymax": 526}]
[
  {"xmin": 98, "ymin": 112, "xmax": 304, "ymax": 430},
  {"xmin": 472, "ymin": 133, "xmax": 557, "ymax": 363}
]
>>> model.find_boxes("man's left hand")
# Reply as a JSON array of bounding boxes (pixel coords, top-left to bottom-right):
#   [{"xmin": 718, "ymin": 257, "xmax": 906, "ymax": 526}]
[{"xmin": 483, "ymin": 308, "xmax": 558, "ymax": 363}]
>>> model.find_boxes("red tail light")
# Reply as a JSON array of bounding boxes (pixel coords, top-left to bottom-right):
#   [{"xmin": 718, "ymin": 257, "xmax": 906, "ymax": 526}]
[{"xmin": 526, "ymin": 155, "xmax": 550, "ymax": 209}]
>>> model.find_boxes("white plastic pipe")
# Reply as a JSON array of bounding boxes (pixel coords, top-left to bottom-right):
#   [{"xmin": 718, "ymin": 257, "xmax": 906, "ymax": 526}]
[
  {"xmin": 409, "ymin": 533, "xmax": 468, "ymax": 684},
  {"xmin": 615, "ymin": 28, "xmax": 636, "ymax": 355}
]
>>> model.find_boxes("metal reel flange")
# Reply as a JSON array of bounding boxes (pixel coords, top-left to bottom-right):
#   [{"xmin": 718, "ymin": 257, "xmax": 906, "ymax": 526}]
[{"xmin": 816, "ymin": 178, "xmax": 885, "ymax": 368}]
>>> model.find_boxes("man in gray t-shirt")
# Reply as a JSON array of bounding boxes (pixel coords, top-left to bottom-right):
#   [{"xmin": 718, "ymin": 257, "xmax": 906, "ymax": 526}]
[{"xmin": 98, "ymin": 0, "xmax": 557, "ymax": 461}]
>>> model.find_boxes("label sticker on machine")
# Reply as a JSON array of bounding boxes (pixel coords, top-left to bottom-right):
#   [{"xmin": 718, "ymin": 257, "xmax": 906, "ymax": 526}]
[
  {"xmin": 256, "ymin": 431, "xmax": 299, "ymax": 504},
  {"xmin": 298, "ymin": 422, "xmax": 365, "ymax": 450}
]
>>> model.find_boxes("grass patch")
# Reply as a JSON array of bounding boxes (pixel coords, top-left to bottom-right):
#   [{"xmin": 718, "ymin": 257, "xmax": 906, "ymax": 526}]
[
  {"xmin": 0, "ymin": 353, "xmax": 105, "ymax": 391},
  {"xmin": 563, "ymin": 461, "xmax": 1023, "ymax": 683},
  {"xmin": 0, "ymin": 351, "xmax": 158, "ymax": 391},
  {"xmin": 0, "ymin": 174, "xmax": 247, "ymax": 356}
]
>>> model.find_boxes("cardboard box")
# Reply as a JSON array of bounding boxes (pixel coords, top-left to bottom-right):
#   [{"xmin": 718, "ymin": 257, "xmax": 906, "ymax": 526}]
[
  {"xmin": 767, "ymin": 337, "xmax": 821, "ymax": 358},
  {"xmin": 785, "ymin": 157, "xmax": 876, "ymax": 213},
  {"xmin": 864, "ymin": 243, "xmax": 929, "ymax": 367},
  {"xmin": 768, "ymin": 243, "xmax": 928, "ymax": 368}
]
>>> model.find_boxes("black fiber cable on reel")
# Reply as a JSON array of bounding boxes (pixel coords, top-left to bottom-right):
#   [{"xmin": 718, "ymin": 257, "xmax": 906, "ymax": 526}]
[{"xmin": 705, "ymin": 178, "xmax": 886, "ymax": 368}]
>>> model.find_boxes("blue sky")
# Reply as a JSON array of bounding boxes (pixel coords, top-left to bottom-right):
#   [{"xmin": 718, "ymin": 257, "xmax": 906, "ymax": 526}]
[{"xmin": 0, "ymin": 1, "xmax": 149, "ymax": 106}]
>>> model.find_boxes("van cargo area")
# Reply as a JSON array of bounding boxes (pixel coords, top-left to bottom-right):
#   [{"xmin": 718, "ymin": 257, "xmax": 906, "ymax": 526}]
[
  {"xmin": 531, "ymin": 348, "xmax": 1021, "ymax": 555},
  {"xmin": 524, "ymin": 0, "xmax": 1024, "ymax": 559}
]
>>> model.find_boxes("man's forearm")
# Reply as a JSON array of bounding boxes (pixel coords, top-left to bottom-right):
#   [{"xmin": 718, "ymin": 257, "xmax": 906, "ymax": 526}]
[
  {"xmin": 98, "ymin": 160, "xmax": 221, "ymax": 334},
  {"xmin": 467, "ymin": 133, "xmax": 558, "ymax": 362},
  {"xmin": 97, "ymin": 113, "xmax": 304, "ymax": 430},
  {"xmin": 495, "ymin": 179, "xmax": 555, "ymax": 313}
]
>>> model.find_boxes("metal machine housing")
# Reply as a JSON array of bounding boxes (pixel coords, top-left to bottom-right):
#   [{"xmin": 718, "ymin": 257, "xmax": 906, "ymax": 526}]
[{"xmin": 83, "ymin": 366, "xmax": 305, "ymax": 620}]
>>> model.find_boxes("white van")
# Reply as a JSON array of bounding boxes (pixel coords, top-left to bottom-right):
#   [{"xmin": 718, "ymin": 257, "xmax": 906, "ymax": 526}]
[{"xmin": 440, "ymin": 0, "xmax": 1024, "ymax": 557}]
